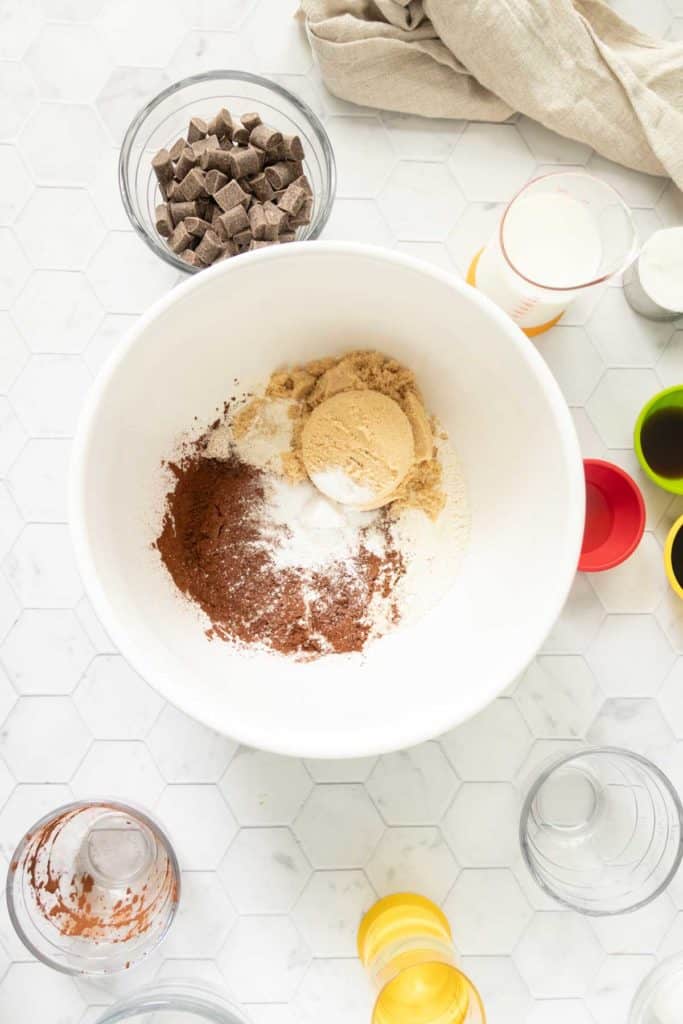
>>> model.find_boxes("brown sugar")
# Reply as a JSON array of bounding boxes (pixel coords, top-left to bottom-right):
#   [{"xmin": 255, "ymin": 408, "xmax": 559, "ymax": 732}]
[{"xmin": 257, "ymin": 349, "xmax": 446, "ymax": 518}]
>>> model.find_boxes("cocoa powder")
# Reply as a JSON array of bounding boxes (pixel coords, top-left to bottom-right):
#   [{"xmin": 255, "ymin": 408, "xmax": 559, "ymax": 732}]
[{"xmin": 155, "ymin": 452, "xmax": 404, "ymax": 657}]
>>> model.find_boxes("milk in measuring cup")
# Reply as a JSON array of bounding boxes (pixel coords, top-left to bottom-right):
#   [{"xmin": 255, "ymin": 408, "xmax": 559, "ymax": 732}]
[{"xmin": 474, "ymin": 192, "xmax": 602, "ymax": 331}]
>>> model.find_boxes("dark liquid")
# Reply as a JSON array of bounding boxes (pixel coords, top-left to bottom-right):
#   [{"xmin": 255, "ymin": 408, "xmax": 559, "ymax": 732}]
[
  {"xmin": 673, "ymin": 524, "xmax": 683, "ymax": 588},
  {"xmin": 640, "ymin": 406, "xmax": 683, "ymax": 479}
]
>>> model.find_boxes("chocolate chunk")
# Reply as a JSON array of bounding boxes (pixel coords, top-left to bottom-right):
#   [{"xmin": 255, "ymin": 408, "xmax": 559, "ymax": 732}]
[
  {"xmin": 288, "ymin": 196, "xmax": 313, "ymax": 228},
  {"xmin": 219, "ymin": 204, "xmax": 250, "ymax": 238},
  {"xmin": 229, "ymin": 146, "xmax": 262, "ymax": 178},
  {"xmin": 185, "ymin": 216, "xmax": 213, "ymax": 238},
  {"xmin": 166, "ymin": 180, "xmax": 182, "ymax": 201},
  {"xmin": 278, "ymin": 182, "xmax": 306, "ymax": 216},
  {"xmin": 177, "ymin": 167, "xmax": 208, "ymax": 201},
  {"xmin": 195, "ymin": 228, "xmax": 224, "ymax": 265},
  {"xmin": 174, "ymin": 147, "xmax": 197, "ymax": 181},
  {"xmin": 187, "ymin": 116, "xmax": 208, "ymax": 143},
  {"xmin": 155, "ymin": 203, "xmax": 173, "ymax": 237},
  {"xmin": 231, "ymin": 122, "xmax": 250, "ymax": 145},
  {"xmin": 208, "ymin": 108, "xmax": 233, "ymax": 140},
  {"xmin": 205, "ymin": 169, "xmax": 229, "ymax": 195},
  {"xmin": 215, "ymin": 178, "xmax": 248, "ymax": 212},
  {"xmin": 250, "ymin": 123, "xmax": 283, "ymax": 152},
  {"xmin": 152, "ymin": 148, "xmax": 174, "ymax": 184},
  {"xmin": 240, "ymin": 112, "xmax": 262, "ymax": 132},
  {"xmin": 168, "ymin": 220, "xmax": 194, "ymax": 253},
  {"xmin": 247, "ymin": 173, "xmax": 275, "ymax": 202},
  {"xmin": 168, "ymin": 137, "xmax": 186, "ymax": 161},
  {"xmin": 191, "ymin": 134, "xmax": 219, "ymax": 158},
  {"xmin": 196, "ymin": 197, "xmax": 213, "ymax": 219},
  {"xmin": 180, "ymin": 249, "xmax": 203, "ymax": 266},
  {"xmin": 264, "ymin": 160, "xmax": 298, "ymax": 190},
  {"xmin": 169, "ymin": 200, "xmax": 199, "ymax": 223},
  {"xmin": 221, "ymin": 238, "xmax": 239, "ymax": 258},
  {"xmin": 249, "ymin": 239, "xmax": 272, "ymax": 250},
  {"xmin": 280, "ymin": 231, "xmax": 297, "ymax": 243},
  {"xmin": 200, "ymin": 148, "xmax": 233, "ymax": 174},
  {"xmin": 263, "ymin": 200, "xmax": 287, "ymax": 238},
  {"xmin": 234, "ymin": 228, "xmax": 253, "ymax": 249},
  {"xmin": 248, "ymin": 203, "xmax": 267, "ymax": 241},
  {"xmin": 278, "ymin": 134, "xmax": 305, "ymax": 161},
  {"xmin": 292, "ymin": 173, "xmax": 313, "ymax": 195}
]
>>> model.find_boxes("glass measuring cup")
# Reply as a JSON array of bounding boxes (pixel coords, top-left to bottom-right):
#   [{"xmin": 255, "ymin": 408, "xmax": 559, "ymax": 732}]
[{"xmin": 467, "ymin": 172, "xmax": 636, "ymax": 336}]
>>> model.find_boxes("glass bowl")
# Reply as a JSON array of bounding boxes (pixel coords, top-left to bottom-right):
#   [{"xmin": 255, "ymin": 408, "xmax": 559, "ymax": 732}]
[
  {"xmin": 93, "ymin": 981, "xmax": 247, "ymax": 1023},
  {"xmin": 519, "ymin": 747, "xmax": 683, "ymax": 915},
  {"xmin": 119, "ymin": 70, "xmax": 336, "ymax": 273},
  {"xmin": 629, "ymin": 954, "xmax": 683, "ymax": 1024}
]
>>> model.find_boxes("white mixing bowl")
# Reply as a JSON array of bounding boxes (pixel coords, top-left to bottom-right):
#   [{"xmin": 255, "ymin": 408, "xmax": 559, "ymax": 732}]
[{"xmin": 70, "ymin": 243, "xmax": 584, "ymax": 758}]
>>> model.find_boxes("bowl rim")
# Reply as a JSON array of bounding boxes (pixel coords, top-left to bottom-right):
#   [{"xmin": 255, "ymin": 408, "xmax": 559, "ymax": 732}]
[
  {"xmin": 579, "ymin": 458, "xmax": 646, "ymax": 573},
  {"xmin": 69, "ymin": 241, "xmax": 585, "ymax": 758},
  {"xmin": 118, "ymin": 69, "xmax": 337, "ymax": 274}
]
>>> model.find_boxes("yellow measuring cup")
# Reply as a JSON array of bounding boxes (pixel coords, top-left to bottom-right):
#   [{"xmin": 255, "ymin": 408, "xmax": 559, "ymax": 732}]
[{"xmin": 357, "ymin": 894, "xmax": 486, "ymax": 1024}]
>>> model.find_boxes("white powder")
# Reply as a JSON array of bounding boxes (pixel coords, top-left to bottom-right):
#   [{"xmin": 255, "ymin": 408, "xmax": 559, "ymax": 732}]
[
  {"xmin": 205, "ymin": 398, "xmax": 294, "ymax": 471},
  {"xmin": 310, "ymin": 467, "xmax": 377, "ymax": 506},
  {"xmin": 389, "ymin": 437, "xmax": 470, "ymax": 627},
  {"xmin": 261, "ymin": 475, "xmax": 382, "ymax": 571}
]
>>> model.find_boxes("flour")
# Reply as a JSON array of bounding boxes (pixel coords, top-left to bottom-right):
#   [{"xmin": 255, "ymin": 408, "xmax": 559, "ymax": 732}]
[{"xmin": 389, "ymin": 437, "xmax": 470, "ymax": 626}]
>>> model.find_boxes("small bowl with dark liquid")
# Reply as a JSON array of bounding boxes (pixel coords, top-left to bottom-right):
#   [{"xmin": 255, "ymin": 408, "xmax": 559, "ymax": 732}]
[
  {"xmin": 579, "ymin": 459, "xmax": 646, "ymax": 572},
  {"xmin": 635, "ymin": 385, "xmax": 683, "ymax": 495},
  {"xmin": 665, "ymin": 514, "xmax": 683, "ymax": 600}
]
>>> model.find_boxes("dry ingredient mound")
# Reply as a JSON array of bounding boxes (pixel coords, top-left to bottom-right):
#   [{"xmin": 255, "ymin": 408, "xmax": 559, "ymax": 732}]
[
  {"xmin": 301, "ymin": 389, "xmax": 415, "ymax": 509},
  {"xmin": 262, "ymin": 350, "xmax": 447, "ymax": 519},
  {"xmin": 155, "ymin": 450, "xmax": 405, "ymax": 658},
  {"xmin": 154, "ymin": 348, "xmax": 469, "ymax": 661}
]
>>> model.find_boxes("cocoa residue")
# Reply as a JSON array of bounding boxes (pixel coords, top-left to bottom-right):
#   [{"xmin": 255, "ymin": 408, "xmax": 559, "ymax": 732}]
[
  {"xmin": 16, "ymin": 805, "xmax": 177, "ymax": 944},
  {"xmin": 155, "ymin": 452, "xmax": 404, "ymax": 658}
]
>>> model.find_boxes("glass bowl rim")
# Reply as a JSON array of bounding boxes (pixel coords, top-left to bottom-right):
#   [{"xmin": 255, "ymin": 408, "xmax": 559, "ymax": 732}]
[
  {"xmin": 93, "ymin": 982, "xmax": 245, "ymax": 1024},
  {"xmin": 118, "ymin": 69, "xmax": 337, "ymax": 274},
  {"xmin": 518, "ymin": 744, "xmax": 683, "ymax": 917},
  {"xmin": 6, "ymin": 798, "xmax": 181, "ymax": 975},
  {"xmin": 628, "ymin": 952, "xmax": 683, "ymax": 1024}
]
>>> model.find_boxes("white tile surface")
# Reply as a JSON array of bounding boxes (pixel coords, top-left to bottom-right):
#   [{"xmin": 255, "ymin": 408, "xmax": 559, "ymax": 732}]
[
  {"xmin": 366, "ymin": 742, "xmax": 458, "ymax": 824},
  {"xmin": 221, "ymin": 827, "xmax": 311, "ymax": 914},
  {"xmin": 365, "ymin": 826, "xmax": 458, "ymax": 903},
  {"xmin": 293, "ymin": 870, "xmax": 375, "ymax": 956},
  {"xmin": 445, "ymin": 868, "xmax": 533, "ymax": 954},
  {"xmin": 440, "ymin": 698, "xmax": 532, "ymax": 781},
  {"xmin": 0, "ymin": 4, "xmax": 680, "ymax": 1021},
  {"xmin": 294, "ymin": 784, "xmax": 383, "ymax": 868}
]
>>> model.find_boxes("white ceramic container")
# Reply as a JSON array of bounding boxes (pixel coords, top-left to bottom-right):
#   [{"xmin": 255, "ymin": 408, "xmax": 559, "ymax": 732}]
[{"xmin": 70, "ymin": 243, "xmax": 584, "ymax": 758}]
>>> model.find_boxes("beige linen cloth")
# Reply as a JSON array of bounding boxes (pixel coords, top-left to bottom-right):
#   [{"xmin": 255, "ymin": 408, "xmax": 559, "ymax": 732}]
[{"xmin": 299, "ymin": 0, "xmax": 683, "ymax": 188}]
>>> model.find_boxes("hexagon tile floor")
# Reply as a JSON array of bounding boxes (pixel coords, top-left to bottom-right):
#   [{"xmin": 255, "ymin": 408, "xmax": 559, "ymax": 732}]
[{"xmin": 1, "ymin": 1, "xmax": 683, "ymax": 1022}]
